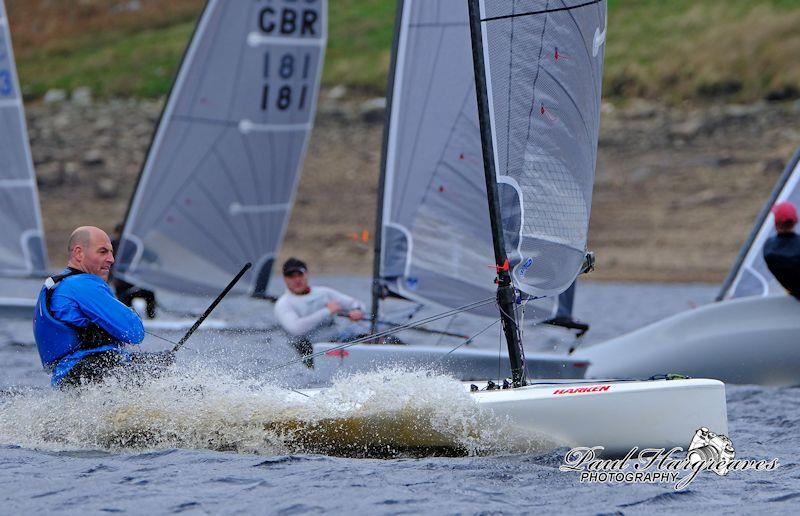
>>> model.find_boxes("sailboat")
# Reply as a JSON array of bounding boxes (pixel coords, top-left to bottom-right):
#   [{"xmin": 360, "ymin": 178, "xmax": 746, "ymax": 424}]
[
  {"xmin": 314, "ymin": 0, "xmax": 592, "ymax": 381},
  {"xmin": 295, "ymin": 0, "xmax": 728, "ymax": 456},
  {"xmin": 115, "ymin": 1, "xmax": 327, "ymax": 304},
  {"xmin": 0, "ymin": 0, "xmax": 49, "ymax": 317},
  {"xmin": 581, "ymin": 145, "xmax": 800, "ymax": 386}
]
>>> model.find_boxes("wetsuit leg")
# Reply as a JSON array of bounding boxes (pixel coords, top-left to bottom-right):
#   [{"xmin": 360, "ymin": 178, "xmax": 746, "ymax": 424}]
[
  {"xmin": 290, "ymin": 338, "xmax": 314, "ymax": 369},
  {"xmin": 142, "ymin": 290, "xmax": 157, "ymax": 319},
  {"xmin": 59, "ymin": 351, "xmax": 126, "ymax": 388}
]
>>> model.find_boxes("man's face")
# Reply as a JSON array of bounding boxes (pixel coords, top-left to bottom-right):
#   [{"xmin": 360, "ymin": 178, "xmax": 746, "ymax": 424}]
[
  {"xmin": 283, "ymin": 271, "xmax": 309, "ymax": 294},
  {"xmin": 80, "ymin": 232, "xmax": 115, "ymax": 280}
]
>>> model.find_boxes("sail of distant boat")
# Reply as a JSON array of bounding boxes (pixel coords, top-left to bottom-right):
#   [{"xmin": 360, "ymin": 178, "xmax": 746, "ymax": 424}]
[
  {"xmin": 0, "ymin": 0, "xmax": 48, "ymax": 277},
  {"xmin": 375, "ymin": 0, "xmax": 561, "ymax": 320},
  {"xmin": 116, "ymin": 0, "xmax": 327, "ymax": 296},
  {"xmin": 473, "ymin": 0, "xmax": 605, "ymax": 300},
  {"xmin": 718, "ymin": 145, "xmax": 800, "ymax": 300}
]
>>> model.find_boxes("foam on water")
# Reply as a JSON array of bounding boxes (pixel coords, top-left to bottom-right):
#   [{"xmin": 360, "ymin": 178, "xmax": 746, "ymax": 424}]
[{"xmin": 0, "ymin": 364, "xmax": 532, "ymax": 457}]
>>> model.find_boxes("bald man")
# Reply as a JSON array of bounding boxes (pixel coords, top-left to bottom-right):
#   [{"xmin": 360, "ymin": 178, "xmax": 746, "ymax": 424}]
[{"xmin": 33, "ymin": 226, "xmax": 155, "ymax": 387}]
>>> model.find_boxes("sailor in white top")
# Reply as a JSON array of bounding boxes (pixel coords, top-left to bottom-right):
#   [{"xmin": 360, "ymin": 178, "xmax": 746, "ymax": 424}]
[{"xmin": 274, "ymin": 258, "xmax": 365, "ymax": 367}]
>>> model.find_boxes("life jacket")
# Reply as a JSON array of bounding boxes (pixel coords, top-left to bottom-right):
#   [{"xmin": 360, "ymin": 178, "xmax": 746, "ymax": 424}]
[{"xmin": 33, "ymin": 268, "xmax": 119, "ymax": 369}]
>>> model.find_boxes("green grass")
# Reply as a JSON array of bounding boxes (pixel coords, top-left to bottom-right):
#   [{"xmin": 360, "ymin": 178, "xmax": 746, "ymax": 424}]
[{"xmin": 12, "ymin": 0, "xmax": 800, "ymax": 103}]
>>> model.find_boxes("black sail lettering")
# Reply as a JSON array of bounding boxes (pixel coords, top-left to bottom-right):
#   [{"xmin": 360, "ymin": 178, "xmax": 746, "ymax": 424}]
[
  {"xmin": 259, "ymin": 7, "xmax": 275, "ymax": 33},
  {"xmin": 301, "ymin": 10, "xmax": 318, "ymax": 35}
]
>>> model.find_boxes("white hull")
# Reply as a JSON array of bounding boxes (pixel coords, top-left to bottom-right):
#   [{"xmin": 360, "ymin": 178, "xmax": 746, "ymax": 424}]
[
  {"xmin": 313, "ymin": 343, "xmax": 588, "ymax": 381},
  {"xmin": 579, "ymin": 295, "xmax": 800, "ymax": 386},
  {"xmin": 294, "ymin": 378, "xmax": 727, "ymax": 457}
]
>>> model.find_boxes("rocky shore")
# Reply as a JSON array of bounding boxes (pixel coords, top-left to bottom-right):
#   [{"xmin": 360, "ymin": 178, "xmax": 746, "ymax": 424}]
[{"xmin": 28, "ymin": 89, "xmax": 800, "ymax": 282}]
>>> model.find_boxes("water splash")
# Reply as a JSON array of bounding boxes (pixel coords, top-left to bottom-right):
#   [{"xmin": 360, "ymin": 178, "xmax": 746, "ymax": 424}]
[{"xmin": 0, "ymin": 365, "xmax": 547, "ymax": 457}]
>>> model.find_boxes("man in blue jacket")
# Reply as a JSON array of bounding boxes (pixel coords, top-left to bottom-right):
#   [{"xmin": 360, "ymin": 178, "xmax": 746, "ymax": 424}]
[{"xmin": 33, "ymin": 226, "xmax": 166, "ymax": 387}]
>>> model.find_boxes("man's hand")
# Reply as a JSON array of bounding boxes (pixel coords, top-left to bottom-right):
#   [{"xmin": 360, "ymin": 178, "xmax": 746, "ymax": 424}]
[
  {"xmin": 326, "ymin": 300, "xmax": 342, "ymax": 314},
  {"xmin": 348, "ymin": 309, "xmax": 364, "ymax": 322}
]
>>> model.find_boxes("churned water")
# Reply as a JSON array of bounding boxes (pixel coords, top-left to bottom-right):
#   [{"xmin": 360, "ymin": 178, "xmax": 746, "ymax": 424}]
[{"xmin": 1, "ymin": 277, "xmax": 798, "ymax": 514}]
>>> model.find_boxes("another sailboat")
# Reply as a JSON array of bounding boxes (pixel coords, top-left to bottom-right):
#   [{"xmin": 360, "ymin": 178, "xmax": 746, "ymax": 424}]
[
  {"xmin": 0, "ymin": 0, "xmax": 49, "ymax": 317},
  {"xmin": 314, "ymin": 0, "xmax": 591, "ymax": 380},
  {"xmin": 116, "ymin": 0, "xmax": 327, "ymax": 302},
  {"xmin": 581, "ymin": 146, "xmax": 800, "ymax": 386},
  {"xmin": 298, "ymin": 0, "xmax": 727, "ymax": 455}
]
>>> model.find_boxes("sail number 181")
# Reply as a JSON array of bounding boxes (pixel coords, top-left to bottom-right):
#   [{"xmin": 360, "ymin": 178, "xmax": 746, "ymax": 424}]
[{"xmin": 261, "ymin": 52, "xmax": 310, "ymax": 112}]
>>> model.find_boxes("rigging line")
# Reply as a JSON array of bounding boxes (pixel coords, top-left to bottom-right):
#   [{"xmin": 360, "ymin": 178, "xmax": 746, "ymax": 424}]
[
  {"xmin": 435, "ymin": 313, "xmax": 458, "ymax": 347},
  {"xmin": 435, "ymin": 317, "xmax": 501, "ymax": 364},
  {"xmin": 481, "ymin": 0, "xmax": 603, "ymax": 23},
  {"xmin": 262, "ymin": 296, "xmax": 496, "ymax": 373},
  {"xmin": 145, "ymin": 330, "xmax": 179, "ymax": 347}
]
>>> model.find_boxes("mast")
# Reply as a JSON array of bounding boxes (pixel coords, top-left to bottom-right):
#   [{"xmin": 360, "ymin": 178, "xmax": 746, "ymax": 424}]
[
  {"xmin": 370, "ymin": 0, "xmax": 406, "ymax": 335},
  {"xmin": 717, "ymin": 145, "xmax": 800, "ymax": 301},
  {"xmin": 467, "ymin": 0, "xmax": 526, "ymax": 387}
]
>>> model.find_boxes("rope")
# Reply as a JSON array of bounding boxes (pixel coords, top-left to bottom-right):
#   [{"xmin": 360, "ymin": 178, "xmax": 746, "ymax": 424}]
[{"xmin": 434, "ymin": 317, "xmax": 501, "ymax": 364}]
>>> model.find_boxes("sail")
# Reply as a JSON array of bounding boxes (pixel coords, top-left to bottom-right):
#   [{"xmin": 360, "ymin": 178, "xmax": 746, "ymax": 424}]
[
  {"xmin": 718, "ymin": 146, "xmax": 800, "ymax": 300},
  {"xmin": 379, "ymin": 0, "xmax": 557, "ymax": 319},
  {"xmin": 0, "ymin": 0, "xmax": 48, "ymax": 277},
  {"xmin": 117, "ymin": 0, "xmax": 326, "ymax": 295},
  {"xmin": 474, "ymin": 0, "xmax": 606, "ymax": 298}
]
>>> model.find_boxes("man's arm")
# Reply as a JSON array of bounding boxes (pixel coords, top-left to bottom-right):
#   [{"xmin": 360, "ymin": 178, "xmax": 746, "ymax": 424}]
[
  {"xmin": 274, "ymin": 298, "xmax": 333, "ymax": 337},
  {"xmin": 322, "ymin": 287, "xmax": 365, "ymax": 312},
  {"xmin": 319, "ymin": 287, "xmax": 365, "ymax": 321},
  {"xmin": 74, "ymin": 276, "xmax": 145, "ymax": 344}
]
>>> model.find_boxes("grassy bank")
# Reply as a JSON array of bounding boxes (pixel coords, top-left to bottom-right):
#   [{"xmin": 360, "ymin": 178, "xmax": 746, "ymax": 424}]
[{"xmin": 7, "ymin": 0, "xmax": 800, "ymax": 102}]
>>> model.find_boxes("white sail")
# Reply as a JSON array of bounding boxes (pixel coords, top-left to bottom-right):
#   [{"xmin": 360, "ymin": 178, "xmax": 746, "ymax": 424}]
[
  {"xmin": 117, "ymin": 0, "xmax": 327, "ymax": 295},
  {"xmin": 718, "ymin": 146, "xmax": 800, "ymax": 300},
  {"xmin": 475, "ymin": 0, "xmax": 606, "ymax": 298},
  {"xmin": 379, "ymin": 0, "xmax": 557, "ymax": 319},
  {"xmin": 0, "ymin": 0, "xmax": 48, "ymax": 277}
]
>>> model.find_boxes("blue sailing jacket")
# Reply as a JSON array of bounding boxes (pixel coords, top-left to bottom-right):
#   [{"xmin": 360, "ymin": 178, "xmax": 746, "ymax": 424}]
[{"xmin": 33, "ymin": 268, "xmax": 145, "ymax": 385}]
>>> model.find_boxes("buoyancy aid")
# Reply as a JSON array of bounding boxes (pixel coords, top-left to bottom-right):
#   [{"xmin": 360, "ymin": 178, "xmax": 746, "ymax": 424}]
[{"xmin": 33, "ymin": 268, "xmax": 119, "ymax": 369}]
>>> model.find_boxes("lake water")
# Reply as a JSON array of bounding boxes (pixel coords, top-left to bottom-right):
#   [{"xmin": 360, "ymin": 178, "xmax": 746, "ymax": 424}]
[{"xmin": 1, "ymin": 278, "xmax": 797, "ymax": 514}]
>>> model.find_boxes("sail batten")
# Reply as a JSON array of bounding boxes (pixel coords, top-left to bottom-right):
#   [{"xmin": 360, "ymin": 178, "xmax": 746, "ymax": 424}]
[
  {"xmin": 0, "ymin": 0, "xmax": 48, "ymax": 277},
  {"xmin": 117, "ymin": 0, "xmax": 327, "ymax": 296}
]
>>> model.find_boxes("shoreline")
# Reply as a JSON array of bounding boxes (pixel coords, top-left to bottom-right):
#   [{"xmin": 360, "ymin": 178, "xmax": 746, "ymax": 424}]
[{"xmin": 27, "ymin": 94, "xmax": 800, "ymax": 283}]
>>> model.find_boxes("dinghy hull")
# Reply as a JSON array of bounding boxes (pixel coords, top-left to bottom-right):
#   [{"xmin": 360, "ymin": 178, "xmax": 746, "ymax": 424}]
[
  {"xmin": 290, "ymin": 378, "xmax": 727, "ymax": 457},
  {"xmin": 579, "ymin": 295, "xmax": 800, "ymax": 386},
  {"xmin": 473, "ymin": 378, "xmax": 727, "ymax": 456},
  {"xmin": 313, "ymin": 342, "xmax": 589, "ymax": 381}
]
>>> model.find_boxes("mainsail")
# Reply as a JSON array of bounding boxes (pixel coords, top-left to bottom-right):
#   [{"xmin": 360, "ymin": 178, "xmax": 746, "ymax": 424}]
[
  {"xmin": 0, "ymin": 0, "xmax": 48, "ymax": 277},
  {"xmin": 473, "ymin": 0, "xmax": 606, "ymax": 299},
  {"xmin": 717, "ymin": 146, "xmax": 800, "ymax": 300},
  {"xmin": 377, "ymin": 0, "xmax": 559, "ymax": 319},
  {"xmin": 117, "ymin": 0, "xmax": 327, "ymax": 295}
]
